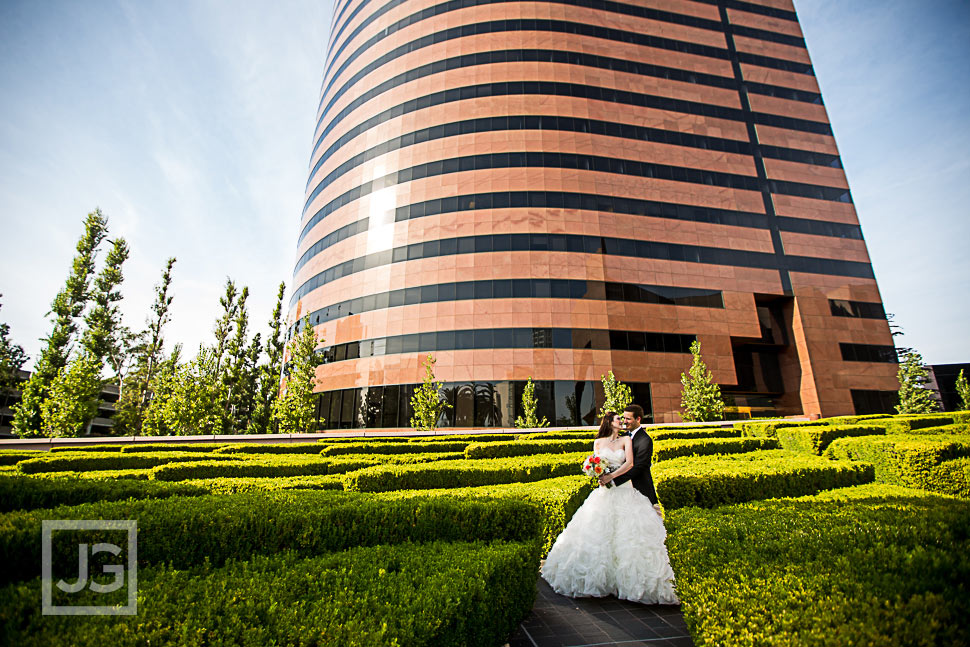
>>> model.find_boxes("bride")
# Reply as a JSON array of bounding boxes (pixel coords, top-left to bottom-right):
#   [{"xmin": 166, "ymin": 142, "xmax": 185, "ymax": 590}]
[{"xmin": 541, "ymin": 411, "xmax": 679, "ymax": 605}]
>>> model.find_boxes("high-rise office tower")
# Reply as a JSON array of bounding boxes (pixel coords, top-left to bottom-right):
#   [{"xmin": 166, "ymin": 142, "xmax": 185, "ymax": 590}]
[{"xmin": 291, "ymin": 0, "xmax": 898, "ymax": 429}]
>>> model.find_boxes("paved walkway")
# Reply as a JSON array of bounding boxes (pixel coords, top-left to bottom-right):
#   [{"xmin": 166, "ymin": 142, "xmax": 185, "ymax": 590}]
[{"xmin": 506, "ymin": 577, "xmax": 694, "ymax": 647}]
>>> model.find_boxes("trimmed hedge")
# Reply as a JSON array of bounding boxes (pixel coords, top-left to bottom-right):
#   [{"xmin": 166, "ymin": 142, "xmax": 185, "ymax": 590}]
[
  {"xmin": 515, "ymin": 431, "xmax": 592, "ymax": 441},
  {"xmin": 344, "ymin": 452, "xmax": 588, "ymax": 492},
  {"xmin": 654, "ymin": 450, "xmax": 874, "ymax": 509},
  {"xmin": 49, "ymin": 444, "xmax": 123, "ymax": 453},
  {"xmin": 652, "ymin": 427, "xmax": 740, "ymax": 441},
  {"xmin": 464, "ymin": 438, "xmax": 592, "ymax": 459},
  {"xmin": 322, "ymin": 441, "xmax": 470, "ymax": 456},
  {"xmin": 820, "ymin": 414, "xmax": 892, "ymax": 426},
  {"xmin": 0, "ymin": 474, "xmax": 206, "ymax": 513},
  {"xmin": 0, "ymin": 489, "xmax": 543, "ymax": 584},
  {"xmin": 776, "ymin": 424, "xmax": 885, "ymax": 454},
  {"xmin": 16, "ymin": 451, "xmax": 237, "ymax": 474},
  {"xmin": 901, "ymin": 422, "xmax": 970, "ymax": 436},
  {"xmin": 215, "ymin": 443, "xmax": 332, "ymax": 455},
  {"xmin": 408, "ymin": 433, "xmax": 522, "ymax": 443},
  {"xmin": 150, "ymin": 451, "xmax": 467, "ymax": 482},
  {"xmin": 825, "ymin": 434, "xmax": 970, "ymax": 497},
  {"xmin": 654, "ymin": 437, "xmax": 778, "ymax": 461},
  {"xmin": 120, "ymin": 443, "xmax": 228, "ymax": 453},
  {"xmin": 736, "ymin": 420, "xmax": 830, "ymax": 438},
  {"xmin": 181, "ymin": 474, "xmax": 347, "ymax": 494},
  {"xmin": 0, "ymin": 540, "xmax": 538, "ymax": 647},
  {"xmin": 859, "ymin": 414, "xmax": 958, "ymax": 435},
  {"xmin": 382, "ymin": 475, "xmax": 594, "ymax": 558},
  {"xmin": 30, "ymin": 468, "xmax": 153, "ymax": 480},
  {"xmin": 0, "ymin": 451, "xmax": 44, "ymax": 466},
  {"xmin": 666, "ymin": 484, "xmax": 970, "ymax": 647}
]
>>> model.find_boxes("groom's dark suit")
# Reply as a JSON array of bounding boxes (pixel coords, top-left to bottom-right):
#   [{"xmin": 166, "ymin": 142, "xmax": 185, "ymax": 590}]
[{"xmin": 610, "ymin": 426, "xmax": 659, "ymax": 504}]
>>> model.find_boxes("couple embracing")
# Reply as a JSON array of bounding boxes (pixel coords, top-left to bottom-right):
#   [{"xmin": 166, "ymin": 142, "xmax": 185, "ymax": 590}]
[{"xmin": 541, "ymin": 404, "xmax": 680, "ymax": 605}]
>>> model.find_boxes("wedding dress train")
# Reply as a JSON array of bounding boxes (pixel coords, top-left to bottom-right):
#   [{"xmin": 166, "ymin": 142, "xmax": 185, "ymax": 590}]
[{"xmin": 541, "ymin": 447, "xmax": 680, "ymax": 604}]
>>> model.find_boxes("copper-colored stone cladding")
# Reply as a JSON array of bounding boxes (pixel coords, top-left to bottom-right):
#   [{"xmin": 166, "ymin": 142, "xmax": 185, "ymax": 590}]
[{"xmin": 290, "ymin": 0, "xmax": 896, "ymax": 423}]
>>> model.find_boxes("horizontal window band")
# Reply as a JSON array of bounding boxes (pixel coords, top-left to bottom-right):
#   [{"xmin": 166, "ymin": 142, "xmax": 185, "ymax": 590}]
[
  {"xmin": 289, "ymin": 231, "xmax": 874, "ymax": 308},
  {"xmin": 301, "ymin": 147, "xmax": 850, "ymax": 237},
  {"xmin": 312, "ymin": 58, "xmax": 830, "ymax": 162},
  {"xmin": 743, "ymin": 81, "xmax": 821, "ymax": 105},
  {"xmin": 310, "ymin": 326, "xmax": 698, "ymax": 366},
  {"xmin": 324, "ymin": 0, "xmax": 802, "ymax": 98},
  {"xmin": 296, "ymin": 192, "xmax": 862, "ymax": 274},
  {"xmin": 775, "ymin": 216, "xmax": 861, "ymax": 240},
  {"xmin": 830, "ymin": 299, "xmax": 886, "ymax": 320},
  {"xmin": 839, "ymin": 343, "xmax": 898, "ymax": 364},
  {"xmin": 321, "ymin": 19, "xmax": 739, "ymax": 121},
  {"xmin": 306, "ymin": 112, "xmax": 839, "ymax": 204},
  {"xmin": 736, "ymin": 50, "xmax": 812, "ymax": 76},
  {"xmin": 291, "ymin": 278, "xmax": 724, "ymax": 335}
]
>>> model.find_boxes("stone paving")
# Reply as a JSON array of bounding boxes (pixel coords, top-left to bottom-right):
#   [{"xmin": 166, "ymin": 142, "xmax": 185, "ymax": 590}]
[{"xmin": 506, "ymin": 577, "xmax": 694, "ymax": 647}]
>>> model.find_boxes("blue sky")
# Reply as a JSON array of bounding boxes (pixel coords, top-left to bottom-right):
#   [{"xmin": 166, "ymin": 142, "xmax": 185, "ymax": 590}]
[{"xmin": 0, "ymin": 0, "xmax": 967, "ymax": 369}]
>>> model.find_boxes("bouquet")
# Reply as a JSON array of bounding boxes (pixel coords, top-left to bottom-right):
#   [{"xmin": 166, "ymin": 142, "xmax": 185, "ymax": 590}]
[{"xmin": 581, "ymin": 453, "xmax": 614, "ymax": 488}]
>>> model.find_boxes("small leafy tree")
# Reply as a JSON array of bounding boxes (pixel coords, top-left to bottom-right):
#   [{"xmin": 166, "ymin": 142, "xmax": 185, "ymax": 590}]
[
  {"xmin": 142, "ymin": 346, "xmax": 223, "ymax": 436},
  {"xmin": 680, "ymin": 340, "xmax": 724, "ymax": 422},
  {"xmin": 39, "ymin": 351, "xmax": 103, "ymax": 437},
  {"xmin": 955, "ymin": 369, "xmax": 970, "ymax": 411},
  {"xmin": 895, "ymin": 350, "xmax": 939, "ymax": 414},
  {"xmin": 515, "ymin": 377, "xmax": 549, "ymax": 429},
  {"xmin": 272, "ymin": 316, "xmax": 321, "ymax": 434},
  {"xmin": 410, "ymin": 353, "xmax": 450, "ymax": 433},
  {"xmin": 598, "ymin": 371, "xmax": 632, "ymax": 419}
]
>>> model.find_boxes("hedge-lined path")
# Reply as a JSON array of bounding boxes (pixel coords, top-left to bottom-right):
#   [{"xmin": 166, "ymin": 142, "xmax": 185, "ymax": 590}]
[{"xmin": 507, "ymin": 577, "xmax": 693, "ymax": 647}]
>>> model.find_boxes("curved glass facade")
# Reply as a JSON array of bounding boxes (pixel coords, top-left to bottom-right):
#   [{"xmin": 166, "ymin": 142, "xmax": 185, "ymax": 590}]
[{"xmin": 292, "ymin": 0, "xmax": 897, "ymax": 427}]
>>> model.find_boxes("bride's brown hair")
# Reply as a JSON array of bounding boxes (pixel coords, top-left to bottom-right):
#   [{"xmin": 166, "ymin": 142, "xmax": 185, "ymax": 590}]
[{"xmin": 596, "ymin": 412, "xmax": 618, "ymax": 439}]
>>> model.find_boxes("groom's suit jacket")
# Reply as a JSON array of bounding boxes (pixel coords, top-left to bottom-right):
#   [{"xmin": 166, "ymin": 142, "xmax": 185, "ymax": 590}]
[{"xmin": 611, "ymin": 426, "xmax": 659, "ymax": 504}]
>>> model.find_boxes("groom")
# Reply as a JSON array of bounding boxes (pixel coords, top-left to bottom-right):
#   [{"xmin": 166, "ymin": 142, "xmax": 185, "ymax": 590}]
[{"xmin": 599, "ymin": 404, "xmax": 662, "ymax": 513}]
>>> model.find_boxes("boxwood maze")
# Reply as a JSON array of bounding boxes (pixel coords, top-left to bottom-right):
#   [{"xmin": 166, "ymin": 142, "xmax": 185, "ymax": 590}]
[{"xmin": 0, "ymin": 413, "xmax": 967, "ymax": 645}]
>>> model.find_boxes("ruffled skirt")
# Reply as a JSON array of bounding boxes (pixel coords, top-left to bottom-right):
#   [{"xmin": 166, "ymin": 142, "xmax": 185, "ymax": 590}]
[{"xmin": 541, "ymin": 481, "xmax": 680, "ymax": 605}]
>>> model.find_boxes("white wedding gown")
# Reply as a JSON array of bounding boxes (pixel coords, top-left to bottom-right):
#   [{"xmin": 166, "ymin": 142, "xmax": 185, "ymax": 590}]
[{"xmin": 541, "ymin": 446, "xmax": 680, "ymax": 604}]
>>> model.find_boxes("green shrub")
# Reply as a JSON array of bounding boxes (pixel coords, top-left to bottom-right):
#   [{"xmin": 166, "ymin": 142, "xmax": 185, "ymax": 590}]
[
  {"xmin": 0, "ymin": 540, "xmax": 538, "ymax": 647},
  {"xmin": 666, "ymin": 483, "xmax": 970, "ymax": 647},
  {"xmin": 318, "ymin": 436, "xmax": 411, "ymax": 443},
  {"xmin": 214, "ymin": 443, "xmax": 332, "ymax": 454},
  {"xmin": 382, "ymin": 475, "xmax": 594, "ymax": 557},
  {"xmin": 49, "ymin": 444, "xmax": 122, "ymax": 453},
  {"xmin": 0, "ymin": 451, "xmax": 45, "ymax": 466},
  {"xmin": 736, "ymin": 420, "xmax": 829, "ymax": 438},
  {"xmin": 408, "ymin": 433, "xmax": 522, "ymax": 443},
  {"xmin": 654, "ymin": 450, "xmax": 874, "ymax": 509},
  {"xmin": 464, "ymin": 438, "xmax": 592, "ymax": 459},
  {"xmin": 29, "ymin": 468, "xmax": 153, "ymax": 480},
  {"xmin": 0, "ymin": 474, "xmax": 206, "ymax": 513},
  {"xmin": 322, "ymin": 441, "xmax": 470, "ymax": 456},
  {"xmin": 901, "ymin": 422, "xmax": 970, "ymax": 435},
  {"xmin": 344, "ymin": 452, "xmax": 588, "ymax": 492},
  {"xmin": 181, "ymin": 474, "xmax": 346, "ymax": 494},
  {"xmin": 825, "ymin": 434, "xmax": 970, "ymax": 497},
  {"xmin": 820, "ymin": 414, "xmax": 892, "ymax": 425},
  {"xmin": 16, "ymin": 451, "xmax": 237, "ymax": 474},
  {"xmin": 654, "ymin": 437, "xmax": 778, "ymax": 461},
  {"xmin": 515, "ymin": 431, "xmax": 592, "ymax": 441},
  {"xmin": 0, "ymin": 489, "xmax": 543, "ymax": 584},
  {"xmin": 150, "ymin": 456, "xmax": 368, "ymax": 481},
  {"xmin": 776, "ymin": 424, "xmax": 885, "ymax": 454},
  {"xmin": 652, "ymin": 426, "xmax": 740, "ymax": 441},
  {"xmin": 120, "ymin": 443, "xmax": 228, "ymax": 453},
  {"xmin": 864, "ymin": 414, "xmax": 957, "ymax": 434}
]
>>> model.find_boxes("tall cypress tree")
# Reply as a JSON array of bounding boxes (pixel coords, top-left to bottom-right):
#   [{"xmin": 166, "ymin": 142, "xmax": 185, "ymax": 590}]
[
  {"xmin": 0, "ymin": 295, "xmax": 29, "ymax": 414},
  {"xmin": 272, "ymin": 315, "xmax": 321, "ymax": 434},
  {"xmin": 113, "ymin": 257, "xmax": 176, "ymax": 435},
  {"xmin": 12, "ymin": 210, "xmax": 107, "ymax": 437},
  {"xmin": 249, "ymin": 282, "xmax": 286, "ymax": 434}
]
